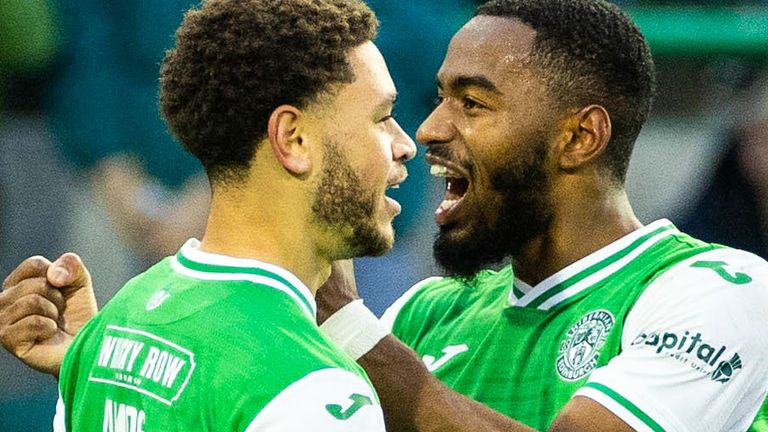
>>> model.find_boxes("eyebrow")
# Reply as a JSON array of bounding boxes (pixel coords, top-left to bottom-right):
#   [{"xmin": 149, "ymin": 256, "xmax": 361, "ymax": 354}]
[
  {"xmin": 437, "ymin": 75, "xmax": 502, "ymax": 95},
  {"xmin": 374, "ymin": 93, "xmax": 398, "ymax": 112}
]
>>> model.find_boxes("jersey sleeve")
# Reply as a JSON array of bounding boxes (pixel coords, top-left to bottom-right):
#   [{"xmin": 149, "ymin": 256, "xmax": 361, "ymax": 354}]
[
  {"xmin": 380, "ymin": 276, "xmax": 442, "ymax": 332},
  {"xmin": 574, "ymin": 248, "xmax": 768, "ymax": 432},
  {"xmin": 242, "ymin": 368, "xmax": 385, "ymax": 431}
]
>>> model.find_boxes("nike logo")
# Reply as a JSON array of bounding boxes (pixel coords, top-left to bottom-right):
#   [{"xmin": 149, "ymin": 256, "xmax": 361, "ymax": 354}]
[
  {"xmin": 422, "ymin": 344, "xmax": 469, "ymax": 372},
  {"xmin": 325, "ymin": 393, "xmax": 373, "ymax": 420}
]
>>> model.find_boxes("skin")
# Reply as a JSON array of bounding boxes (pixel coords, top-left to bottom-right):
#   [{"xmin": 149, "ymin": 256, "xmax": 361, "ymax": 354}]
[
  {"xmin": 310, "ymin": 42, "xmax": 413, "ymax": 260},
  {"xmin": 0, "ymin": 40, "xmax": 415, "ymax": 379},
  {"xmin": 323, "ymin": 16, "xmax": 643, "ymax": 431},
  {"xmin": 3, "ymin": 15, "xmax": 650, "ymax": 432},
  {"xmin": 421, "ymin": 17, "xmax": 641, "ymax": 285},
  {"xmin": 198, "ymin": 40, "xmax": 414, "ymax": 292},
  {"xmin": 0, "ymin": 253, "xmax": 96, "ymax": 378},
  {"xmin": 426, "ymin": 16, "xmax": 555, "ymax": 277}
]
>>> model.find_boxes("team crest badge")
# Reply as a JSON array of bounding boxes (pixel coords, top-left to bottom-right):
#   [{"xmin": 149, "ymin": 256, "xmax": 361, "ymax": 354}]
[{"xmin": 556, "ymin": 310, "xmax": 614, "ymax": 381}]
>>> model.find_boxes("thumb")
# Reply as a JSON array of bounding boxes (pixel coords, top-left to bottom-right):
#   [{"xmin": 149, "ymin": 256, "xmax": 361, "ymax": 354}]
[{"xmin": 47, "ymin": 253, "xmax": 92, "ymax": 289}]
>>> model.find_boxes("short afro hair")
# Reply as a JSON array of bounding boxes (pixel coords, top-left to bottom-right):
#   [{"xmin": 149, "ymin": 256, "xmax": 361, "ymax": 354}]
[
  {"xmin": 160, "ymin": 0, "xmax": 378, "ymax": 184},
  {"xmin": 476, "ymin": 0, "xmax": 656, "ymax": 183}
]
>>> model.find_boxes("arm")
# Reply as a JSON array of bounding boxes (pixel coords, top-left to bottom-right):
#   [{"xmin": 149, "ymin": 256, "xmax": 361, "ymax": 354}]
[
  {"xmin": 316, "ymin": 263, "xmax": 635, "ymax": 432},
  {"xmin": 359, "ymin": 335, "xmax": 633, "ymax": 432},
  {"xmin": 359, "ymin": 335, "xmax": 529, "ymax": 432},
  {"xmin": 322, "ymin": 250, "xmax": 768, "ymax": 431},
  {"xmin": 0, "ymin": 253, "xmax": 97, "ymax": 378}
]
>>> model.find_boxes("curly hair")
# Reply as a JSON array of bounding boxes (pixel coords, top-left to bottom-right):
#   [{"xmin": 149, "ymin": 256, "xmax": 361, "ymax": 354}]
[
  {"xmin": 476, "ymin": 0, "xmax": 656, "ymax": 183},
  {"xmin": 160, "ymin": 0, "xmax": 377, "ymax": 184}
]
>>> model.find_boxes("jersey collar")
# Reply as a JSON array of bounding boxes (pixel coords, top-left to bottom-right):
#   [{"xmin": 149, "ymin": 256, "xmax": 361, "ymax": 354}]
[
  {"xmin": 170, "ymin": 239, "xmax": 317, "ymax": 320},
  {"xmin": 507, "ymin": 219, "xmax": 679, "ymax": 311}
]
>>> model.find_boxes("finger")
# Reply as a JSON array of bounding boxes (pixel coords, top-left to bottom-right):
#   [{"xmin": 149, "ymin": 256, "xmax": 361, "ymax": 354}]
[
  {"xmin": 3, "ymin": 256, "xmax": 51, "ymax": 290},
  {"xmin": 0, "ymin": 277, "xmax": 65, "ymax": 315},
  {"xmin": 0, "ymin": 292, "xmax": 62, "ymax": 329},
  {"xmin": 0, "ymin": 315, "xmax": 58, "ymax": 356},
  {"xmin": 48, "ymin": 253, "xmax": 91, "ymax": 289}
]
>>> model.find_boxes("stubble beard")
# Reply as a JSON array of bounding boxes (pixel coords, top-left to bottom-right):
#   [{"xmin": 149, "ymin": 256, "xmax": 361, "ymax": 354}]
[
  {"xmin": 311, "ymin": 139, "xmax": 392, "ymax": 259},
  {"xmin": 433, "ymin": 140, "xmax": 553, "ymax": 279}
]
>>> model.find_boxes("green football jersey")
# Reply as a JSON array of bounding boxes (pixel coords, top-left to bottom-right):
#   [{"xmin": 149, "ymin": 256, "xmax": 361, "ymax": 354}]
[
  {"xmin": 55, "ymin": 240, "xmax": 385, "ymax": 432},
  {"xmin": 383, "ymin": 220, "xmax": 768, "ymax": 431}
]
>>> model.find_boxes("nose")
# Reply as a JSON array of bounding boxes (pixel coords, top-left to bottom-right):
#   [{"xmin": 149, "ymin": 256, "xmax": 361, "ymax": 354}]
[
  {"xmin": 391, "ymin": 119, "xmax": 417, "ymax": 162},
  {"xmin": 416, "ymin": 103, "xmax": 454, "ymax": 147}
]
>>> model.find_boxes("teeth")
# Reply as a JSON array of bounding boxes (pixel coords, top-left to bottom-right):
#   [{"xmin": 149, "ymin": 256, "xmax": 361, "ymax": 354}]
[
  {"xmin": 389, "ymin": 184, "xmax": 400, "ymax": 189},
  {"xmin": 439, "ymin": 199, "xmax": 458, "ymax": 211},
  {"xmin": 430, "ymin": 165, "xmax": 449, "ymax": 177}
]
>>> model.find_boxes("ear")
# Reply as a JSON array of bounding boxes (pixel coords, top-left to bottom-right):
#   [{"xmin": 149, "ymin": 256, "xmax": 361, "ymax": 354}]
[
  {"xmin": 557, "ymin": 105, "xmax": 612, "ymax": 171},
  {"xmin": 267, "ymin": 105, "xmax": 312, "ymax": 175}
]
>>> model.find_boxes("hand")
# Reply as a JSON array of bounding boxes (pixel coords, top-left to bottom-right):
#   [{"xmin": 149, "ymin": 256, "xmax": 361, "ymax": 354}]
[
  {"xmin": 0, "ymin": 253, "xmax": 98, "ymax": 377},
  {"xmin": 315, "ymin": 260, "xmax": 359, "ymax": 324}
]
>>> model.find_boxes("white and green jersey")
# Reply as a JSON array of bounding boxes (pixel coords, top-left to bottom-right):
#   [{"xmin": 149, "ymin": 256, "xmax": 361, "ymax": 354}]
[
  {"xmin": 55, "ymin": 239, "xmax": 385, "ymax": 432},
  {"xmin": 383, "ymin": 220, "xmax": 768, "ymax": 431}
]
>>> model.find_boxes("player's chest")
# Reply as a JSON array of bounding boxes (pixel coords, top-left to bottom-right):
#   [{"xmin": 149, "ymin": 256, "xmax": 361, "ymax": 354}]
[{"xmin": 410, "ymin": 305, "xmax": 626, "ymax": 396}]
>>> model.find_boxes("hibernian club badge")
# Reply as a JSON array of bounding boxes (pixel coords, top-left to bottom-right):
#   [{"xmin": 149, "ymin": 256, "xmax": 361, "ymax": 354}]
[{"xmin": 556, "ymin": 310, "xmax": 615, "ymax": 381}]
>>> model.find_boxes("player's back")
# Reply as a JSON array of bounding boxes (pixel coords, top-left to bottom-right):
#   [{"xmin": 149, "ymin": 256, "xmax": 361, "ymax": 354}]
[{"xmin": 56, "ymin": 242, "xmax": 384, "ymax": 431}]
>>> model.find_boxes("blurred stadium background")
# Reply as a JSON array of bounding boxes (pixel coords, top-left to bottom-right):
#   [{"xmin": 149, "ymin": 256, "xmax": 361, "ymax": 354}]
[{"xmin": 1, "ymin": 0, "xmax": 767, "ymax": 430}]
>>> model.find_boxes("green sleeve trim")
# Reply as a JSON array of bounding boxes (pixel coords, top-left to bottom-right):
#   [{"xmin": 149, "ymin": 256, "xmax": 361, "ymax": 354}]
[{"xmin": 583, "ymin": 382, "xmax": 666, "ymax": 432}]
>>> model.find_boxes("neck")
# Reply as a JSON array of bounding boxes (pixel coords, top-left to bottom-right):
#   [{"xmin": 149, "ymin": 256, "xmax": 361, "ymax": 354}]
[
  {"xmin": 198, "ymin": 186, "xmax": 332, "ymax": 295},
  {"xmin": 513, "ymin": 181, "xmax": 641, "ymax": 286}
]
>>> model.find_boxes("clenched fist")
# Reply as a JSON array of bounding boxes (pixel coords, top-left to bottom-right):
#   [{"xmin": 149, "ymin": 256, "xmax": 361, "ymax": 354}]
[{"xmin": 0, "ymin": 253, "xmax": 98, "ymax": 377}]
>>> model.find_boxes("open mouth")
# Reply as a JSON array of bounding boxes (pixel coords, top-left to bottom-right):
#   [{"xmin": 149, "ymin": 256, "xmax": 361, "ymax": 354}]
[
  {"xmin": 385, "ymin": 169, "xmax": 408, "ymax": 193},
  {"xmin": 384, "ymin": 169, "xmax": 408, "ymax": 216},
  {"xmin": 426, "ymin": 154, "xmax": 470, "ymax": 224}
]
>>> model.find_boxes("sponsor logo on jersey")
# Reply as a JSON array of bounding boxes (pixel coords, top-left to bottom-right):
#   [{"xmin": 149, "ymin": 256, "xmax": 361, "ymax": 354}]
[
  {"xmin": 325, "ymin": 393, "xmax": 373, "ymax": 420},
  {"xmin": 556, "ymin": 310, "xmax": 615, "ymax": 381},
  {"xmin": 88, "ymin": 326, "xmax": 196, "ymax": 405},
  {"xmin": 631, "ymin": 330, "xmax": 743, "ymax": 383}
]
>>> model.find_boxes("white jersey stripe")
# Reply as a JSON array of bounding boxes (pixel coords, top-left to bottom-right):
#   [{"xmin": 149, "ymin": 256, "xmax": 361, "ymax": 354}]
[
  {"xmin": 514, "ymin": 220, "xmax": 678, "ymax": 310},
  {"xmin": 170, "ymin": 257, "xmax": 316, "ymax": 320},
  {"xmin": 535, "ymin": 229, "xmax": 678, "ymax": 310}
]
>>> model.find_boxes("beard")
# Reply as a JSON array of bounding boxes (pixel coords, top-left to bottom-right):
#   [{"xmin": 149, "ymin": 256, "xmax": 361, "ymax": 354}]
[
  {"xmin": 433, "ymin": 140, "xmax": 553, "ymax": 279},
  {"xmin": 311, "ymin": 139, "xmax": 391, "ymax": 258}
]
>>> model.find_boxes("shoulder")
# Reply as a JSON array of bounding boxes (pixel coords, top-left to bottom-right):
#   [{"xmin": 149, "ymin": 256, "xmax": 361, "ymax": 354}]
[
  {"xmin": 581, "ymin": 248, "xmax": 768, "ymax": 431},
  {"xmin": 630, "ymin": 247, "xmax": 768, "ymax": 324},
  {"xmin": 381, "ymin": 266, "xmax": 513, "ymax": 332},
  {"xmin": 241, "ymin": 367, "xmax": 385, "ymax": 431},
  {"xmin": 624, "ymin": 246, "xmax": 768, "ymax": 354}
]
